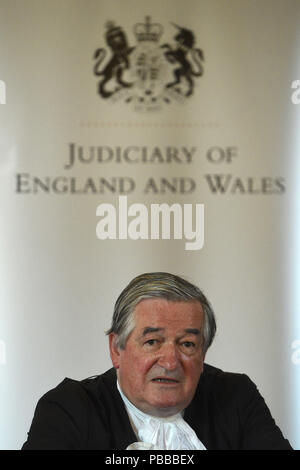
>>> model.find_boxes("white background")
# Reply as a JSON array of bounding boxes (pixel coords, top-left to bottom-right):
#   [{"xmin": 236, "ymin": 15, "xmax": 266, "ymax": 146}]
[{"xmin": 0, "ymin": 0, "xmax": 299, "ymax": 449}]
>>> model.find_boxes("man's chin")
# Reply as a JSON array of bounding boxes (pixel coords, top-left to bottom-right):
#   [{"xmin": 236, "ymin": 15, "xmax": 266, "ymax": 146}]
[{"xmin": 146, "ymin": 396, "xmax": 185, "ymax": 417}]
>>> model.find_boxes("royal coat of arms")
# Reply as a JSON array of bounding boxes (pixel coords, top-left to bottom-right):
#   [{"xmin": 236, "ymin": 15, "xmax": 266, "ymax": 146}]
[{"xmin": 93, "ymin": 16, "xmax": 204, "ymax": 111}]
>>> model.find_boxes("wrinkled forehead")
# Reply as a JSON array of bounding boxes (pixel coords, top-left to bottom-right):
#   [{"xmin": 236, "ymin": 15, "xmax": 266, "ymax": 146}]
[{"xmin": 132, "ymin": 298, "xmax": 204, "ymax": 330}]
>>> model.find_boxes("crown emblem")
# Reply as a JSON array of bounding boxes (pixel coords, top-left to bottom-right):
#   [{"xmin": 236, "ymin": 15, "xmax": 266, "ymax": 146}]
[{"xmin": 133, "ymin": 16, "xmax": 163, "ymax": 42}]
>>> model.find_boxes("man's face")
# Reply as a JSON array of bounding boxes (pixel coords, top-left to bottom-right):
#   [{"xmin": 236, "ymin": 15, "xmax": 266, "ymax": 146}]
[{"xmin": 109, "ymin": 298, "xmax": 205, "ymax": 417}]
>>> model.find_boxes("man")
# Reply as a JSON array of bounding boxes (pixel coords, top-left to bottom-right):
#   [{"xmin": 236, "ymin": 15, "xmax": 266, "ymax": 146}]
[{"xmin": 22, "ymin": 272, "xmax": 292, "ymax": 450}]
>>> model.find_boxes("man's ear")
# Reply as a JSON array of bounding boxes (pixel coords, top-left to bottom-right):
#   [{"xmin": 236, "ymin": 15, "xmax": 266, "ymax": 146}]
[{"xmin": 109, "ymin": 333, "xmax": 121, "ymax": 369}]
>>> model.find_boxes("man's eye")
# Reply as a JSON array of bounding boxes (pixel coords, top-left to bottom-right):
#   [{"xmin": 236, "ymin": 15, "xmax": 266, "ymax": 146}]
[
  {"xmin": 144, "ymin": 339, "xmax": 158, "ymax": 346},
  {"xmin": 182, "ymin": 341, "xmax": 195, "ymax": 349}
]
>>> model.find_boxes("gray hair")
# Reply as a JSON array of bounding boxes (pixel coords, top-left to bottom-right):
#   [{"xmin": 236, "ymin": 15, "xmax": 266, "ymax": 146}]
[{"xmin": 106, "ymin": 272, "xmax": 216, "ymax": 354}]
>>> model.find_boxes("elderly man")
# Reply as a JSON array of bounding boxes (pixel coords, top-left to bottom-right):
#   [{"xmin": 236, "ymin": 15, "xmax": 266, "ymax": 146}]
[{"xmin": 22, "ymin": 272, "xmax": 292, "ymax": 450}]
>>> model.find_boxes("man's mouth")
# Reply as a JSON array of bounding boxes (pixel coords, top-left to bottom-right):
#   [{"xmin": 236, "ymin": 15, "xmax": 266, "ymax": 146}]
[{"xmin": 151, "ymin": 377, "xmax": 179, "ymax": 384}]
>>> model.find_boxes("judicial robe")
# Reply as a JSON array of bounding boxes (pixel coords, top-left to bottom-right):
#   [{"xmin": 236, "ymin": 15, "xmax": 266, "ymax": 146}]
[{"xmin": 21, "ymin": 363, "xmax": 292, "ymax": 450}]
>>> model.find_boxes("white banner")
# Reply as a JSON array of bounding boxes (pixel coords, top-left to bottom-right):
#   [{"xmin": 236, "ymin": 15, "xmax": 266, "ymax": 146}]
[{"xmin": 0, "ymin": 0, "xmax": 299, "ymax": 449}]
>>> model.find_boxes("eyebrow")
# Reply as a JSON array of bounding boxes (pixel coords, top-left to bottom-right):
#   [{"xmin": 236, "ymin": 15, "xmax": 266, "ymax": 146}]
[
  {"xmin": 142, "ymin": 327, "xmax": 164, "ymax": 336},
  {"xmin": 184, "ymin": 328, "xmax": 201, "ymax": 335},
  {"xmin": 141, "ymin": 327, "xmax": 201, "ymax": 336}
]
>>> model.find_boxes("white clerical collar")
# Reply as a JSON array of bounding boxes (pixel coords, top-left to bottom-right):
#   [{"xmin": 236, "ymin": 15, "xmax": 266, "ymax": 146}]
[{"xmin": 117, "ymin": 381, "xmax": 206, "ymax": 451}]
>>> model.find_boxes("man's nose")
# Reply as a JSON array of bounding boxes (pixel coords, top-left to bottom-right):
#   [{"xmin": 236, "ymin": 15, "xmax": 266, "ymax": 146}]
[{"xmin": 157, "ymin": 342, "xmax": 180, "ymax": 370}]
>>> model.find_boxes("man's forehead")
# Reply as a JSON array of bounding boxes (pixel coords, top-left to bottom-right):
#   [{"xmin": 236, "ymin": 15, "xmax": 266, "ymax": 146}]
[{"xmin": 133, "ymin": 298, "xmax": 204, "ymax": 326}]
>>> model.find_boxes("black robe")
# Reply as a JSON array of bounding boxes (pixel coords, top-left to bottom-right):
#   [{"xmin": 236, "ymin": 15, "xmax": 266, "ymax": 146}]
[{"xmin": 22, "ymin": 363, "xmax": 292, "ymax": 450}]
